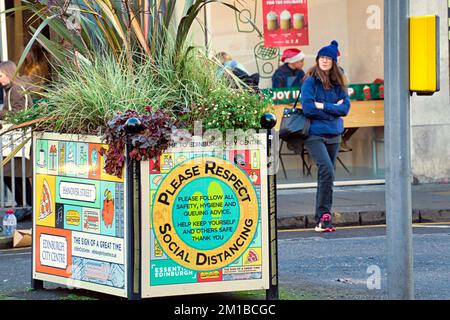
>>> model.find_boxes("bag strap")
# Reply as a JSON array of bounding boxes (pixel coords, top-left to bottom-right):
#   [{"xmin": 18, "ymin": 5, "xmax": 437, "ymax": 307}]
[
  {"xmin": 292, "ymin": 90, "xmax": 301, "ymax": 110},
  {"xmin": 7, "ymin": 85, "xmax": 29, "ymax": 111},
  {"xmin": 293, "ymin": 79, "xmax": 319, "ymax": 110},
  {"xmin": 22, "ymin": 85, "xmax": 29, "ymax": 110},
  {"xmin": 7, "ymin": 88, "xmax": 11, "ymax": 111}
]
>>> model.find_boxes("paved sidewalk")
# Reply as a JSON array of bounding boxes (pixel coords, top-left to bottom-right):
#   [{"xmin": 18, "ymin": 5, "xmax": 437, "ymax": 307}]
[{"xmin": 276, "ymin": 183, "xmax": 450, "ymax": 229}]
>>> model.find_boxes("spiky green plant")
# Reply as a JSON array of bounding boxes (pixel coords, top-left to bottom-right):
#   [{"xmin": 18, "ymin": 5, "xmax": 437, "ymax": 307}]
[
  {"xmin": 14, "ymin": 28, "xmax": 248, "ymax": 134},
  {"xmin": 8, "ymin": 0, "xmax": 250, "ymax": 73},
  {"xmin": 3, "ymin": 0, "xmax": 267, "ymax": 136}
]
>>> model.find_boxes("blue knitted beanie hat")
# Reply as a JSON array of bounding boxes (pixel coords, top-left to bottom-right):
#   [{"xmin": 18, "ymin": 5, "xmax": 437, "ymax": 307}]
[{"xmin": 316, "ymin": 40, "xmax": 339, "ymax": 62}]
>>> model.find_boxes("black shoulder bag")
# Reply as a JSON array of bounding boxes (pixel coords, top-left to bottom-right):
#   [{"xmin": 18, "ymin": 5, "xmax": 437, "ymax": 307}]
[{"xmin": 279, "ymin": 91, "xmax": 311, "ymax": 141}]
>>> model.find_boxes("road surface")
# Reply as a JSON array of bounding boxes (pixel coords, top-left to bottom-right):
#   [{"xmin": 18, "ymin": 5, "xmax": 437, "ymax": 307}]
[{"xmin": 1, "ymin": 222, "xmax": 450, "ymax": 300}]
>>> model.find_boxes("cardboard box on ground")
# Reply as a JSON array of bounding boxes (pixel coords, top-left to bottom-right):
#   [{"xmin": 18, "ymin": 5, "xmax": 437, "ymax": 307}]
[
  {"xmin": 0, "ymin": 229, "xmax": 32, "ymax": 249},
  {"xmin": 13, "ymin": 229, "xmax": 32, "ymax": 248}
]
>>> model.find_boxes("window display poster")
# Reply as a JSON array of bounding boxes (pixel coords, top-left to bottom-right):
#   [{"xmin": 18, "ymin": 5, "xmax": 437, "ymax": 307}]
[{"xmin": 263, "ymin": 0, "xmax": 309, "ymax": 47}]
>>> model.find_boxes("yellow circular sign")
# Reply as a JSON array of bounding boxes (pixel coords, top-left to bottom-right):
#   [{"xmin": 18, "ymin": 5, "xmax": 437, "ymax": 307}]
[{"xmin": 152, "ymin": 157, "xmax": 259, "ymax": 271}]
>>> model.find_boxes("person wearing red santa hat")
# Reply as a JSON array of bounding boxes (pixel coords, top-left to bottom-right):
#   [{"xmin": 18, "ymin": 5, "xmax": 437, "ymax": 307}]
[{"xmin": 272, "ymin": 48, "xmax": 306, "ymax": 89}]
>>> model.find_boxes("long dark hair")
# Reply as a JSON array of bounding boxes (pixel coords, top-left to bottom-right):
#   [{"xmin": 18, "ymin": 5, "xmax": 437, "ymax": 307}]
[
  {"xmin": 0, "ymin": 61, "xmax": 28, "ymax": 88},
  {"xmin": 304, "ymin": 59, "xmax": 347, "ymax": 90}
]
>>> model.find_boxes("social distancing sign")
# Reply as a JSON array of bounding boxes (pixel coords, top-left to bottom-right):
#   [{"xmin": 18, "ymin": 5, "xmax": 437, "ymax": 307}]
[{"xmin": 152, "ymin": 157, "xmax": 259, "ymax": 271}]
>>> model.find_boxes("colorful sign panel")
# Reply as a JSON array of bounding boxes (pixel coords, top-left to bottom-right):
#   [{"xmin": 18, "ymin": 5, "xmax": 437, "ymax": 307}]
[
  {"xmin": 262, "ymin": 83, "xmax": 385, "ymax": 105},
  {"xmin": 32, "ymin": 133, "xmax": 127, "ymax": 297},
  {"xmin": 141, "ymin": 134, "xmax": 269, "ymax": 298},
  {"xmin": 262, "ymin": 0, "xmax": 309, "ymax": 47}
]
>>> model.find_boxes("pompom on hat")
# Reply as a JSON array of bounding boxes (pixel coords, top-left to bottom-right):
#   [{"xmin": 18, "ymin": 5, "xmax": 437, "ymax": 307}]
[
  {"xmin": 281, "ymin": 48, "xmax": 305, "ymax": 64},
  {"xmin": 316, "ymin": 40, "xmax": 339, "ymax": 62}
]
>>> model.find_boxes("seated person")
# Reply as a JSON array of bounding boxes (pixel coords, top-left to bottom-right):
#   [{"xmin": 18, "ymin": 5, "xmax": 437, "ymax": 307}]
[
  {"xmin": 272, "ymin": 48, "xmax": 305, "ymax": 89},
  {"xmin": 215, "ymin": 52, "xmax": 260, "ymax": 91}
]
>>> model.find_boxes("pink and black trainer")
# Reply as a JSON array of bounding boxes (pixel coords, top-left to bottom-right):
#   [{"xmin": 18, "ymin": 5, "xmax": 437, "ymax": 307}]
[{"xmin": 315, "ymin": 213, "xmax": 336, "ymax": 232}]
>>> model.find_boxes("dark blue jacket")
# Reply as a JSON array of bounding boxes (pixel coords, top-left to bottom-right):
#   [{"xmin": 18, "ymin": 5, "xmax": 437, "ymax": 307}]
[
  {"xmin": 272, "ymin": 64, "xmax": 305, "ymax": 89},
  {"xmin": 300, "ymin": 75, "xmax": 351, "ymax": 136}
]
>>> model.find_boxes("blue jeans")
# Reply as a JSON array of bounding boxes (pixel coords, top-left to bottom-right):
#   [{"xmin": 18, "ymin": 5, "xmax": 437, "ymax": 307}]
[{"xmin": 303, "ymin": 135, "xmax": 341, "ymax": 224}]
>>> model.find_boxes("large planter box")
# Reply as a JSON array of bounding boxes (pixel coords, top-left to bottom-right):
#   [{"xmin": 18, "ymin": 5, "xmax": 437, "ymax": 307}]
[{"xmin": 32, "ymin": 131, "xmax": 271, "ymax": 299}]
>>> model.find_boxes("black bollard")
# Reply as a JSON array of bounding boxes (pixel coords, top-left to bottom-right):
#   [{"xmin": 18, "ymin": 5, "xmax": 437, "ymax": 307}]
[
  {"xmin": 261, "ymin": 113, "xmax": 279, "ymax": 301},
  {"xmin": 125, "ymin": 117, "xmax": 143, "ymax": 134},
  {"xmin": 124, "ymin": 117, "xmax": 142, "ymax": 300},
  {"xmin": 260, "ymin": 112, "xmax": 277, "ymax": 131}
]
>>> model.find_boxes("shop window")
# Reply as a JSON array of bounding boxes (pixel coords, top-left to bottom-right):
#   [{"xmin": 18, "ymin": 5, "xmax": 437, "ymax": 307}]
[
  {"xmin": 205, "ymin": 0, "xmax": 385, "ymax": 184},
  {"xmin": 4, "ymin": 0, "xmax": 51, "ymax": 89}
]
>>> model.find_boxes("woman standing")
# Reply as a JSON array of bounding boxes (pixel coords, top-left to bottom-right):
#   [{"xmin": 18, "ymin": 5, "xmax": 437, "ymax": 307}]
[{"xmin": 300, "ymin": 41, "xmax": 350, "ymax": 232}]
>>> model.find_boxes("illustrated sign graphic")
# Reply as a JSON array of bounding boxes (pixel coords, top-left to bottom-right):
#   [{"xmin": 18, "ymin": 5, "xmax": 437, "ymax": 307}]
[
  {"xmin": 71, "ymin": 232, "xmax": 124, "ymax": 265},
  {"xmin": 33, "ymin": 135, "xmax": 127, "ymax": 297},
  {"xmin": 152, "ymin": 157, "xmax": 259, "ymax": 271},
  {"xmin": 234, "ymin": 0, "xmax": 257, "ymax": 33},
  {"xmin": 39, "ymin": 179, "xmax": 53, "ymax": 221},
  {"xmin": 254, "ymin": 41, "xmax": 280, "ymax": 79},
  {"xmin": 262, "ymin": 0, "xmax": 309, "ymax": 47},
  {"xmin": 59, "ymin": 181, "xmax": 97, "ymax": 202},
  {"xmin": 39, "ymin": 234, "xmax": 68, "ymax": 270}
]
